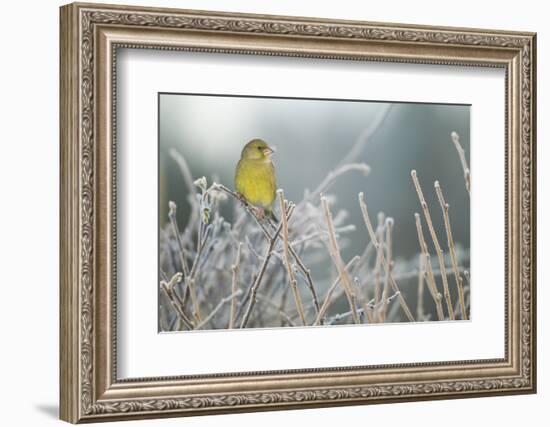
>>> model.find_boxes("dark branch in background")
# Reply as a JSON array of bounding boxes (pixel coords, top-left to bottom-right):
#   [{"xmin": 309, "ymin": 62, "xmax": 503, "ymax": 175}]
[{"xmin": 338, "ymin": 104, "xmax": 393, "ymax": 166}]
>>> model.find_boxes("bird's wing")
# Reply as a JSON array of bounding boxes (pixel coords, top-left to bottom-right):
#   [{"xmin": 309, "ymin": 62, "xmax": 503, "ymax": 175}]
[{"xmin": 269, "ymin": 161, "xmax": 277, "ymax": 194}]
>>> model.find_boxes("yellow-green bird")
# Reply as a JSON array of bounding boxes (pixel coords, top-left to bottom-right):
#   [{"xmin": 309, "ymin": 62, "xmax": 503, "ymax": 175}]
[{"xmin": 235, "ymin": 138, "xmax": 277, "ymax": 220}]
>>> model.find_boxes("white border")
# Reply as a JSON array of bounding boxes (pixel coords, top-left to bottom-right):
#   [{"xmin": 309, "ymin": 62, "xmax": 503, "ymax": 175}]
[{"xmin": 116, "ymin": 49, "xmax": 505, "ymax": 378}]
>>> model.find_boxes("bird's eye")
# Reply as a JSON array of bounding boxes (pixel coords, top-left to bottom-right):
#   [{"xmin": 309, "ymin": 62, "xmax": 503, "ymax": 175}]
[{"xmin": 257, "ymin": 147, "xmax": 262, "ymax": 150}]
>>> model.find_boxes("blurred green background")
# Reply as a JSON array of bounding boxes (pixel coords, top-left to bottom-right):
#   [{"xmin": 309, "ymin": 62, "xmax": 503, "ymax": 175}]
[{"xmin": 159, "ymin": 93, "xmax": 470, "ymax": 262}]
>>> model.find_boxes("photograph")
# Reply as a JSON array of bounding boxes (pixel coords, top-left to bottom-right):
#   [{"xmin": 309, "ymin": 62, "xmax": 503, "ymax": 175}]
[{"xmin": 158, "ymin": 93, "xmax": 471, "ymax": 331}]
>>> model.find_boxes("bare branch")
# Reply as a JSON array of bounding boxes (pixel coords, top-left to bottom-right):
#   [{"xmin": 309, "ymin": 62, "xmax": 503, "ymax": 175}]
[
  {"xmin": 169, "ymin": 149, "xmax": 199, "ymax": 230},
  {"xmin": 195, "ymin": 289, "xmax": 243, "ymax": 330},
  {"xmin": 416, "ymin": 254, "xmax": 426, "ymax": 321},
  {"xmin": 451, "ymin": 131, "xmax": 471, "ymax": 195},
  {"xmin": 256, "ymin": 293, "xmax": 296, "ymax": 327},
  {"xmin": 321, "ymin": 196, "xmax": 361, "ymax": 324},
  {"xmin": 300, "ymin": 163, "xmax": 370, "ymax": 206},
  {"xmin": 339, "ymin": 104, "xmax": 393, "ymax": 166},
  {"xmin": 411, "ymin": 170, "xmax": 454, "ymax": 320},
  {"xmin": 314, "ymin": 255, "xmax": 360, "ymax": 325},
  {"xmin": 168, "ymin": 201, "xmax": 190, "ymax": 277},
  {"xmin": 358, "ymin": 192, "xmax": 415, "ymax": 322},
  {"xmin": 277, "ymin": 190, "xmax": 307, "ymax": 326},
  {"xmin": 240, "ymin": 205, "xmax": 295, "ymax": 328},
  {"xmin": 228, "ymin": 242, "xmax": 242, "ymax": 329},
  {"xmin": 414, "ymin": 213, "xmax": 445, "ymax": 321},
  {"xmin": 160, "ymin": 273, "xmax": 194, "ymax": 330},
  {"xmin": 266, "ymin": 218, "xmax": 321, "ymax": 317},
  {"xmin": 435, "ymin": 181, "xmax": 468, "ymax": 320},
  {"xmin": 380, "ymin": 217, "xmax": 394, "ymax": 322},
  {"xmin": 373, "ymin": 212, "xmax": 385, "ymax": 321}
]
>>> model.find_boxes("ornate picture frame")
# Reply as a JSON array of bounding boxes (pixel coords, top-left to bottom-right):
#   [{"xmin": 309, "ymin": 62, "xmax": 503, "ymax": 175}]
[{"xmin": 60, "ymin": 2, "xmax": 536, "ymax": 423}]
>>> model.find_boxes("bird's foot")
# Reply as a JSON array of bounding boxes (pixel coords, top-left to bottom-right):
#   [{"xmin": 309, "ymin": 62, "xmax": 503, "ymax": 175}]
[{"xmin": 255, "ymin": 207, "xmax": 266, "ymax": 221}]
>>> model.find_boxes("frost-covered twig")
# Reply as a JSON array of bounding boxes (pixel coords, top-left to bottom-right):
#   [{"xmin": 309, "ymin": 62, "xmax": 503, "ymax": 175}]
[
  {"xmin": 411, "ymin": 170, "xmax": 454, "ymax": 320},
  {"xmin": 416, "ymin": 254, "xmax": 426, "ymax": 321},
  {"xmin": 195, "ymin": 289, "xmax": 243, "ymax": 330},
  {"xmin": 256, "ymin": 293, "xmax": 295, "ymax": 327},
  {"xmin": 314, "ymin": 255, "xmax": 360, "ymax": 325},
  {"xmin": 321, "ymin": 196, "xmax": 360, "ymax": 324},
  {"xmin": 277, "ymin": 190, "xmax": 307, "ymax": 326},
  {"xmin": 240, "ymin": 205, "xmax": 295, "ymax": 328},
  {"xmin": 300, "ymin": 163, "xmax": 370, "ymax": 206},
  {"xmin": 451, "ymin": 131, "xmax": 471, "ymax": 195},
  {"xmin": 414, "ymin": 213, "xmax": 445, "ymax": 321},
  {"xmin": 380, "ymin": 217, "xmax": 394, "ymax": 322},
  {"xmin": 160, "ymin": 273, "xmax": 194, "ymax": 330},
  {"xmin": 228, "ymin": 242, "xmax": 242, "ymax": 329},
  {"xmin": 435, "ymin": 181, "xmax": 468, "ymax": 320},
  {"xmin": 359, "ymin": 192, "xmax": 415, "ymax": 322},
  {"xmin": 373, "ymin": 212, "xmax": 385, "ymax": 320},
  {"xmin": 266, "ymin": 217, "xmax": 321, "ymax": 317},
  {"xmin": 168, "ymin": 201, "xmax": 190, "ymax": 277}
]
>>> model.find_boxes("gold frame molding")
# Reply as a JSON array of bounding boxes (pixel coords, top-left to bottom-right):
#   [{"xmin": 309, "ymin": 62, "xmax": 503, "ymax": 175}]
[{"xmin": 60, "ymin": 2, "xmax": 537, "ymax": 423}]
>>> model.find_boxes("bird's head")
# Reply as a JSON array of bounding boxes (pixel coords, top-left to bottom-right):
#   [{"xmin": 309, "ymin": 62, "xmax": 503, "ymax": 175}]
[{"xmin": 240, "ymin": 138, "xmax": 275, "ymax": 161}]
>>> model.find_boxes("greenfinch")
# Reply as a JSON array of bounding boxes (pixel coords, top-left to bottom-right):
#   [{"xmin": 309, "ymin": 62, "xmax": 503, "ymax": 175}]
[{"xmin": 235, "ymin": 138, "xmax": 277, "ymax": 219}]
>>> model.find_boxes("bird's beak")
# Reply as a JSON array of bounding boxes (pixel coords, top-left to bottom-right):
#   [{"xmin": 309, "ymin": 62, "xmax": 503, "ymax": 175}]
[{"xmin": 263, "ymin": 146, "xmax": 275, "ymax": 157}]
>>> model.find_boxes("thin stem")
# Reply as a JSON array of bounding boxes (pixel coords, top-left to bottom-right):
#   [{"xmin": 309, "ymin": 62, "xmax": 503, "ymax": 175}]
[
  {"xmin": 228, "ymin": 242, "xmax": 242, "ymax": 329},
  {"xmin": 256, "ymin": 293, "xmax": 295, "ymax": 327},
  {"xmin": 321, "ymin": 196, "xmax": 360, "ymax": 324},
  {"xmin": 434, "ymin": 181, "xmax": 468, "ymax": 320},
  {"xmin": 168, "ymin": 201, "xmax": 190, "ymax": 277},
  {"xmin": 416, "ymin": 254, "xmax": 426, "ymax": 321},
  {"xmin": 212, "ymin": 183, "xmax": 272, "ymax": 240},
  {"xmin": 411, "ymin": 170, "xmax": 454, "ymax": 320},
  {"xmin": 186, "ymin": 278, "xmax": 201, "ymax": 322},
  {"xmin": 451, "ymin": 131, "xmax": 471, "ymax": 195},
  {"xmin": 326, "ymin": 291, "xmax": 401, "ymax": 325},
  {"xmin": 380, "ymin": 217, "xmax": 394, "ymax": 322},
  {"xmin": 234, "ymin": 204, "xmax": 293, "ymax": 323},
  {"xmin": 373, "ymin": 212, "xmax": 385, "ymax": 321},
  {"xmin": 195, "ymin": 289, "xmax": 243, "ymax": 330},
  {"xmin": 314, "ymin": 256, "xmax": 360, "ymax": 325},
  {"xmin": 358, "ymin": 192, "xmax": 415, "ymax": 322},
  {"xmin": 240, "ymin": 206, "xmax": 295, "ymax": 328},
  {"xmin": 169, "ymin": 149, "xmax": 200, "ymax": 231},
  {"xmin": 300, "ymin": 164, "xmax": 370, "ymax": 207},
  {"xmin": 266, "ymin": 218, "xmax": 321, "ymax": 317},
  {"xmin": 160, "ymin": 273, "xmax": 194, "ymax": 330},
  {"xmin": 414, "ymin": 213, "xmax": 445, "ymax": 321},
  {"xmin": 277, "ymin": 190, "xmax": 307, "ymax": 326},
  {"xmin": 338, "ymin": 104, "xmax": 393, "ymax": 166}
]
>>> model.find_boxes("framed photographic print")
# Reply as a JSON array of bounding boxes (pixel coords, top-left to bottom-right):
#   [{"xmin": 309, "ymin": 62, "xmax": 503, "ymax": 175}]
[{"xmin": 60, "ymin": 2, "xmax": 537, "ymax": 423}]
